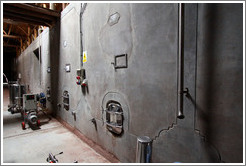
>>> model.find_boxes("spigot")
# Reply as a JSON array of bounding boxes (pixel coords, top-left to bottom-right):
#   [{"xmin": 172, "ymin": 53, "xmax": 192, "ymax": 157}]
[
  {"xmin": 90, "ymin": 118, "xmax": 96, "ymax": 124},
  {"xmin": 81, "ymin": 79, "xmax": 88, "ymax": 87}
]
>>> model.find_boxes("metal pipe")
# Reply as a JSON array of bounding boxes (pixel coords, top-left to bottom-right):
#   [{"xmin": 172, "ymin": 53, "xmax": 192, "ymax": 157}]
[
  {"xmin": 39, "ymin": 30, "xmax": 41, "ymax": 87},
  {"xmin": 177, "ymin": 3, "xmax": 185, "ymax": 119},
  {"xmin": 136, "ymin": 136, "xmax": 152, "ymax": 163},
  {"xmin": 80, "ymin": 3, "xmax": 87, "ymax": 68},
  {"xmin": 80, "ymin": 4, "xmax": 83, "ymax": 68}
]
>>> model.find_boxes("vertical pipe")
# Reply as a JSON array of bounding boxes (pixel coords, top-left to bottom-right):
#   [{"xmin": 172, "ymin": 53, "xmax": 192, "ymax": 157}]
[
  {"xmin": 136, "ymin": 136, "xmax": 152, "ymax": 163},
  {"xmin": 80, "ymin": 3, "xmax": 87, "ymax": 68},
  {"xmin": 80, "ymin": 3, "xmax": 83, "ymax": 68},
  {"xmin": 38, "ymin": 27, "xmax": 41, "ymax": 87},
  {"xmin": 177, "ymin": 3, "xmax": 185, "ymax": 119}
]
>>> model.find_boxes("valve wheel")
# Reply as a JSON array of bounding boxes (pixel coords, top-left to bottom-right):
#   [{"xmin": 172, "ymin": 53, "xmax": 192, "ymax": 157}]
[{"xmin": 21, "ymin": 122, "xmax": 25, "ymax": 130}]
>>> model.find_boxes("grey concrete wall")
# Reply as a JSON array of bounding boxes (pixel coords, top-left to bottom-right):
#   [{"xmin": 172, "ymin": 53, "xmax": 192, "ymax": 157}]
[
  {"xmin": 81, "ymin": 3, "xmax": 179, "ymax": 162},
  {"xmin": 53, "ymin": 4, "xmax": 81, "ymax": 125},
  {"xmin": 195, "ymin": 4, "xmax": 243, "ymax": 162},
  {"xmin": 17, "ymin": 3, "xmax": 243, "ymax": 163},
  {"xmin": 17, "ymin": 27, "xmax": 52, "ymax": 110}
]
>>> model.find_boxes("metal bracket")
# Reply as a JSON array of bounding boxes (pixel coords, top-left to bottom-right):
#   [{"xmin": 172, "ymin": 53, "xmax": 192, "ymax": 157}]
[
  {"xmin": 180, "ymin": 88, "xmax": 189, "ymax": 97},
  {"xmin": 112, "ymin": 54, "xmax": 128, "ymax": 69}
]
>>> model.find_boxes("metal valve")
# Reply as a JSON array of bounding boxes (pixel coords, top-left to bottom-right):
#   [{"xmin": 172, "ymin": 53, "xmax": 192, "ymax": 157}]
[
  {"xmin": 81, "ymin": 79, "xmax": 88, "ymax": 87},
  {"xmin": 76, "ymin": 69, "xmax": 86, "ymax": 86}
]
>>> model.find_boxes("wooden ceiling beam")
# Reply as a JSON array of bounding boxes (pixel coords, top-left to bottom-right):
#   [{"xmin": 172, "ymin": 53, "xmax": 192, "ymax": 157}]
[
  {"xmin": 3, "ymin": 4, "xmax": 58, "ymax": 21},
  {"xmin": 4, "ymin": 11, "xmax": 53, "ymax": 25},
  {"xmin": 3, "ymin": 3, "xmax": 60, "ymax": 28},
  {"xmin": 4, "ymin": 12, "xmax": 51, "ymax": 26},
  {"xmin": 3, "ymin": 44, "xmax": 20, "ymax": 48},
  {"xmin": 7, "ymin": 3, "xmax": 60, "ymax": 17},
  {"xmin": 3, "ymin": 18, "xmax": 29, "ymax": 25},
  {"xmin": 3, "ymin": 34, "xmax": 23, "ymax": 39}
]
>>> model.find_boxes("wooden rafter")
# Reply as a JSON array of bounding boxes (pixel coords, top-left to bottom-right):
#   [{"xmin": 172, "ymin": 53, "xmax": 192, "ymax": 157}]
[
  {"xmin": 8, "ymin": 24, "xmax": 12, "ymax": 35},
  {"xmin": 34, "ymin": 28, "xmax": 37, "ymax": 39},
  {"xmin": 17, "ymin": 25, "xmax": 28, "ymax": 36},
  {"xmin": 27, "ymin": 26, "xmax": 30, "ymax": 45},
  {"xmin": 31, "ymin": 25, "xmax": 37, "ymax": 34},
  {"xmin": 3, "ymin": 34, "xmax": 22, "ymax": 39},
  {"xmin": 3, "ymin": 43, "xmax": 20, "ymax": 48},
  {"xmin": 3, "ymin": 30, "xmax": 7, "ymax": 35}
]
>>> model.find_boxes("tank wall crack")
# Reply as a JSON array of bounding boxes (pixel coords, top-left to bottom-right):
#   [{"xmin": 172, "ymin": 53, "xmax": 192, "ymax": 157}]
[
  {"xmin": 152, "ymin": 122, "xmax": 178, "ymax": 141},
  {"xmin": 194, "ymin": 129, "xmax": 223, "ymax": 162}
]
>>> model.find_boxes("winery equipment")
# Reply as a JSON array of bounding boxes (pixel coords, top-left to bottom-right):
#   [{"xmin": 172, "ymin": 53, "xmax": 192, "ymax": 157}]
[
  {"xmin": 21, "ymin": 94, "xmax": 40, "ymax": 130},
  {"xmin": 8, "ymin": 82, "xmax": 26, "ymax": 114},
  {"xmin": 6, "ymin": 82, "xmax": 48, "ymax": 130}
]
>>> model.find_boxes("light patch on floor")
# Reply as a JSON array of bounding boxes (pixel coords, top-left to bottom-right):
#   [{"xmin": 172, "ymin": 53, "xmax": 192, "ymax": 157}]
[{"xmin": 2, "ymin": 87, "xmax": 110, "ymax": 163}]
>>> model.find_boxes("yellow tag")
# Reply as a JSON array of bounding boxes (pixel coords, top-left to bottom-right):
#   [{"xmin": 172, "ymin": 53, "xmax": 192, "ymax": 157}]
[{"xmin": 83, "ymin": 51, "xmax": 87, "ymax": 63}]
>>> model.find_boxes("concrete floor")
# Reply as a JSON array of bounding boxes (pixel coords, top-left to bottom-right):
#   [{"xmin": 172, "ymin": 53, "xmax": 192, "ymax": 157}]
[{"xmin": 2, "ymin": 87, "xmax": 112, "ymax": 163}]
